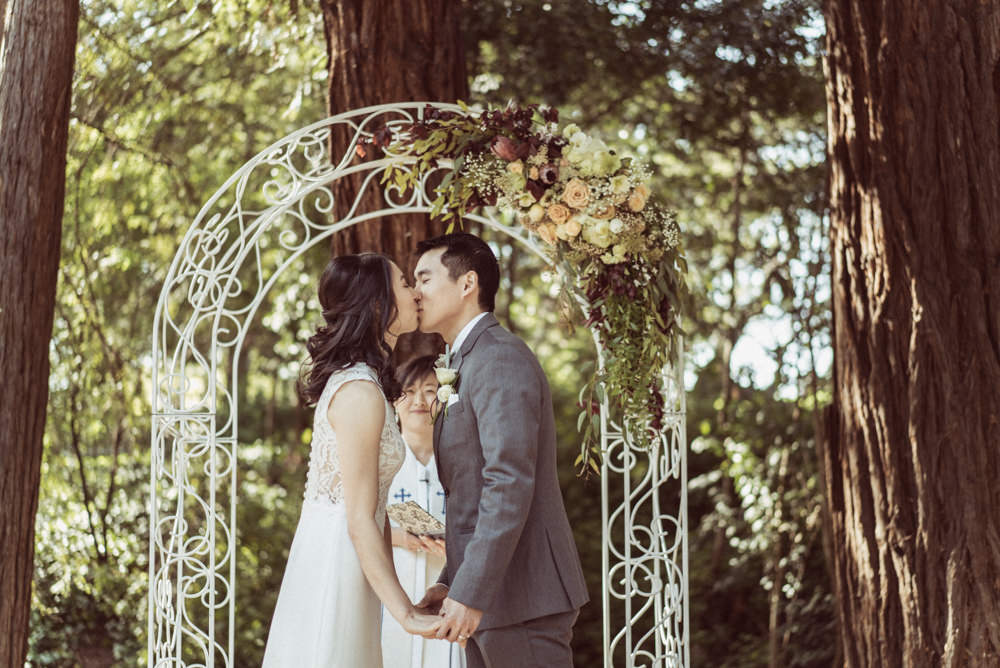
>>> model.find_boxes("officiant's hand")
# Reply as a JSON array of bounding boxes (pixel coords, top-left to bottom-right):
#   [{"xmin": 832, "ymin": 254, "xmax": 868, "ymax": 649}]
[
  {"xmin": 402, "ymin": 608, "xmax": 442, "ymax": 639},
  {"xmin": 418, "ymin": 535, "xmax": 446, "ymax": 557},
  {"xmin": 436, "ymin": 597, "xmax": 483, "ymax": 648},
  {"xmin": 393, "ymin": 529, "xmax": 446, "ymax": 557},
  {"xmin": 415, "ymin": 583, "xmax": 449, "ymax": 615}
]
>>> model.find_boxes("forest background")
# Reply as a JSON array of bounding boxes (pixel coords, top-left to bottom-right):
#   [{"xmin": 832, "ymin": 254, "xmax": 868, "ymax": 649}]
[{"xmin": 29, "ymin": 1, "xmax": 832, "ymax": 665}]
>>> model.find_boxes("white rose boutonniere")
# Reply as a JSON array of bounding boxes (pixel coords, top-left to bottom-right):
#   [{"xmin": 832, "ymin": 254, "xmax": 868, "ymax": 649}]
[
  {"xmin": 433, "ymin": 353, "xmax": 460, "ymax": 422},
  {"xmin": 435, "ymin": 367, "xmax": 458, "ymax": 386}
]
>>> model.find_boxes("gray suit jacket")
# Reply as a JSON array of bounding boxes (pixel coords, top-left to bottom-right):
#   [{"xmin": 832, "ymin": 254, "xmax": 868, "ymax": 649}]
[{"xmin": 433, "ymin": 313, "xmax": 589, "ymax": 630}]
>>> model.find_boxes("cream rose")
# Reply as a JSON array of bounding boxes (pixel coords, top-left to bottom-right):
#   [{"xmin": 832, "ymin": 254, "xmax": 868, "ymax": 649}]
[
  {"xmin": 435, "ymin": 368, "xmax": 458, "ymax": 385},
  {"xmin": 547, "ymin": 203, "xmax": 571, "ymax": 224},
  {"xmin": 562, "ymin": 217, "xmax": 582, "ymax": 238},
  {"xmin": 561, "ymin": 178, "xmax": 591, "ymax": 209},
  {"xmin": 627, "ymin": 188, "xmax": 648, "ymax": 212},
  {"xmin": 593, "ymin": 204, "xmax": 615, "ymax": 220},
  {"xmin": 536, "ymin": 223, "xmax": 559, "ymax": 245},
  {"xmin": 436, "ymin": 384, "xmax": 455, "ymax": 403},
  {"xmin": 528, "ymin": 203, "xmax": 546, "ymax": 223},
  {"xmin": 528, "ymin": 166, "xmax": 540, "ymax": 180},
  {"xmin": 508, "ymin": 160, "xmax": 524, "ymax": 174}
]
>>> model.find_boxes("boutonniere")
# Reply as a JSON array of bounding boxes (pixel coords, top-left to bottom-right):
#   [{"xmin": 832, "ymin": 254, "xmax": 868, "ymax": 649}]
[{"xmin": 433, "ymin": 352, "xmax": 459, "ymax": 423}]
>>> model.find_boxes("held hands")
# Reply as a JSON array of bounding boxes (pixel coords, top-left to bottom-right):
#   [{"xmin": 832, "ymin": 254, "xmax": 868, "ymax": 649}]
[
  {"xmin": 401, "ymin": 607, "xmax": 443, "ymax": 639},
  {"xmin": 435, "ymin": 597, "xmax": 483, "ymax": 648},
  {"xmin": 415, "ymin": 584, "xmax": 483, "ymax": 648},
  {"xmin": 415, "ymin": 583, "xmax": 450, "ymax": 615}
]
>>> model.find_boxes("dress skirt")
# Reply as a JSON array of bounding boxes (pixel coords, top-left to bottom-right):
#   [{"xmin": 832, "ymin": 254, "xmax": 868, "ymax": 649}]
[{"xmin": 263, "ymin": 499, "xmax": 382, "ymax": 667}]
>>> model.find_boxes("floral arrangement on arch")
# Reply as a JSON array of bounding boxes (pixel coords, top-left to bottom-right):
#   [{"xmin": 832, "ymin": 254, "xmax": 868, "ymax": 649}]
[{"xmin": 380, "ymin": 102, "xmax": 687, "ymax": 469}]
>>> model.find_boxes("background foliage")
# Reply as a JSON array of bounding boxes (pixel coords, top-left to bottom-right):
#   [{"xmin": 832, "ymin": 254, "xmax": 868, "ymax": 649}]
[{"xmin": 34, "ymin": 1, "xmax": 834, "ymax": 665}]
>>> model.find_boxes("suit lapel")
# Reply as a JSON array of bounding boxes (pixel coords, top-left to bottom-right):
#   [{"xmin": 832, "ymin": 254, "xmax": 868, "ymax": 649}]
[
  {"xmin": 434, "ymin": 313, "xmax": 499, "ymax": 486},
  {"xmin": 453, "ymin": 312, "xmax": 499, "ymax": 377}
]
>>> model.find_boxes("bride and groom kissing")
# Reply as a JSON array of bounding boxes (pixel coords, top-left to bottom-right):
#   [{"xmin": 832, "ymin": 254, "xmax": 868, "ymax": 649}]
[{"xmin": 263, "ymin": 232, "xmax": 588, "ymax": 668}]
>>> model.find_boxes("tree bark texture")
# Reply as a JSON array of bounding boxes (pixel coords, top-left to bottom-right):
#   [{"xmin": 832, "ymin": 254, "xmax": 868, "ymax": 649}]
[
  {"xmin": 0, "ymin": 0, "xmax": 79, "ymax": 664},
  {"xmin": 823, "ymin": 1, "xmax": 1000, "ymax": 665},
  {"xmin": 320, "ymin": 0, "xmax": 468, "ymax": 268}
]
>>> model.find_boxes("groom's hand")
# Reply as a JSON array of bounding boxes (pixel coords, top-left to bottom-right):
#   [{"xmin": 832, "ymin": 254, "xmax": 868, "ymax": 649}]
[
  {"xmin": 436, "ymin": 597, "xmax": 483, "ymax": 647},
  {"xmin": 416, "ymin": 583, "xmax": 449, "ymax": 615}
]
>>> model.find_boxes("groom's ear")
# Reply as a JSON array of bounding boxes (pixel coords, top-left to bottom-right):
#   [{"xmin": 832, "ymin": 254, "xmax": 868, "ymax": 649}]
[{"xmin": 459, "ymin": 270, "xmax": 479, "ymax": 298}]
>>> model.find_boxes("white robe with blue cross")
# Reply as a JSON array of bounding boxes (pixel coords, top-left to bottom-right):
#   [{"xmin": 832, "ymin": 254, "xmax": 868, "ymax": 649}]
[{"xmin": 382, "ymin": 442, "xmax": 466, "ymax": 668}]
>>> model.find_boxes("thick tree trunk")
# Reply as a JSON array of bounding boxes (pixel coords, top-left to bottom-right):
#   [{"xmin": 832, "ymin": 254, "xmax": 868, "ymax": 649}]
[
  {"xmin": 320, "ymin": 0, "xmax": 467, "ymax": 268},
  {"xmin": 822, "ymin": 1, "xmax": 1000, "ymax": 665},
  {"xmin": 0, "ymin": 0, "xmax": 79, "ymax": 664}
]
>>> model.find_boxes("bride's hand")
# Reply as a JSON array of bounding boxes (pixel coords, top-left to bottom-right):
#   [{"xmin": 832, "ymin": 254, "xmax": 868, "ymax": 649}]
[{"xmin": 402, "ymin": 608, "xmax": 442, "ymax": 639}]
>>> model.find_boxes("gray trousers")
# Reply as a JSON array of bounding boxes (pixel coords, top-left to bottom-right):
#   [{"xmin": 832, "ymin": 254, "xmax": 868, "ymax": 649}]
[{"xmin": 465, "ymin": 609, "xmax": 579, "ymax": 668}]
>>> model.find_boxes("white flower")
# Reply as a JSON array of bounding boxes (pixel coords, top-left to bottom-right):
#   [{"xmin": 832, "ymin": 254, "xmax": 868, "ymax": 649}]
[
  {"xmin": 437, "ymin": 384, "xmax": 455, "ymax": 403},
  {"xmin": 582, "ymin": 219, "xmax": 613, "ymax": 248},
  {"xmin": 435, "ymin": 367, "xmax": 458, "ymax": 385},
  {"xmin": 610, "ymin": 174, "xmax": 631, "ymax": 195},
  {"xmin": 610, "ymin": 218, "xmax": 625, "ymax": 234},
  {"xmin": 598, "ymin": 151, "xmax": 621, "ymax": 175}
]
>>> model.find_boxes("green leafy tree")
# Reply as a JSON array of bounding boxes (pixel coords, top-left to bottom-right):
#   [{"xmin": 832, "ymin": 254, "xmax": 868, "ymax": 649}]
[{"xmin": 1, "ymin": 1, "xmax": 79, "ymax": 664}]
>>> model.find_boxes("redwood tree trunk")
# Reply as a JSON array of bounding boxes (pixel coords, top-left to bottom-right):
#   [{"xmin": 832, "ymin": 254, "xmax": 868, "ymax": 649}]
[
  {"xmin": 0, "ymin": 0, "xmax": 79, "ymax": 664},
  {"xmin": 320, "ymin": 0, "xmax": 467, "ymax": 266},
  {"xmin": 822, "ymin": 1, "xmax": 1000, "ymax": 665}
]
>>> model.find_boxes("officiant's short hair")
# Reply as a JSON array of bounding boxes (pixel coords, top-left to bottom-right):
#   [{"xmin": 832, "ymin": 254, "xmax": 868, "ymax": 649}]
[
  {"xmin": 396, "ymin": 354, "xmax": 438, "ymax": 390},
  {"xmin": 416, "ymin": 233, "xmax": 500, "ymax": 311}
]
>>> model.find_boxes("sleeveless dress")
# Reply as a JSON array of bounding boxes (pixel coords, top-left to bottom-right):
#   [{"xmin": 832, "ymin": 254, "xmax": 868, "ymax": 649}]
[{"xmin": 263, "ymin": 363, "xmax": 406, "ymax": 667}]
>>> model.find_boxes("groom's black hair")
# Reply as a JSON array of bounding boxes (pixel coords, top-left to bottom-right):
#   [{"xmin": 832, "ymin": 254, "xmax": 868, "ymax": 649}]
[{"xmin": 415, "ymin": 232, "xmax": 500, "ymax": 312}]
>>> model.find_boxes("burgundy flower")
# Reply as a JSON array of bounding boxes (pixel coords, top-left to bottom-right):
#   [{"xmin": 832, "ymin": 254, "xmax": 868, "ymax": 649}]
[
  {"xmin": 539, "ymin": 163, "xmax": 559, "ymax": 184},
  {"xmin": 491, "ymin": 136, "xmax": 532, "ymax": 161},
  {"xmin": 491, "ymin": 136, "xmax": 521, "ymax": 161},
  {"xmin": 372, "ymin": 126, "xmax": 393, "ymax": 148},
  {"xmin": 525, "ymin": 180, "xmax": 545, "ymax": 202}
]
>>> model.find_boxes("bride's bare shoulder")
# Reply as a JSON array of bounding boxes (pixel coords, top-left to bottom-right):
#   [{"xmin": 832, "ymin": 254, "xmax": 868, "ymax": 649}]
[{"xmin": 326, "ymin": 376, "xmax": 386, "ymax": 432}]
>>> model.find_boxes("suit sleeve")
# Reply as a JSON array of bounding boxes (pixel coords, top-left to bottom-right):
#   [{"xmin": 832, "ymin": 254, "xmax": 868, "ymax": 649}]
[{"xmin": 447, "ymin": 344, "xmax": 541, "ymax": 609}]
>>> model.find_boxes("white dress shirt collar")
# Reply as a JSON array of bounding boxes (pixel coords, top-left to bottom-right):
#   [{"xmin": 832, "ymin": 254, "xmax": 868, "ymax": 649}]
[{"xmin": 449, "ymin": 311, "xmax": 489, "ymax": 358}]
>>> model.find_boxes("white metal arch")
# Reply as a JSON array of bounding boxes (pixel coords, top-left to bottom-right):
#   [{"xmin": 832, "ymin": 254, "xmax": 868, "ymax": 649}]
[{"xmin": 148, "ymin": 102, "xmax": 688, "ymax": 667}]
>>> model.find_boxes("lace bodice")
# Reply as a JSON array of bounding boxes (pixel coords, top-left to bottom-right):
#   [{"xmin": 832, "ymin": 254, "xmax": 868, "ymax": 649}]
[{"xmin": 303, "ymin": 363, "xmax": 406, "ymax": 524}]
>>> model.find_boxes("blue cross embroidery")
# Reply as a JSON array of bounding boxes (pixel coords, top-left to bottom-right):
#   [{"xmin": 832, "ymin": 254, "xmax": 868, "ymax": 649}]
[
  {"xmin": 436, "ymin": 489, "xmax": 447, "ymax": 515},
  {"xmin": 394, "ymin": 488, "xmax": 412, "ymax": 503}
]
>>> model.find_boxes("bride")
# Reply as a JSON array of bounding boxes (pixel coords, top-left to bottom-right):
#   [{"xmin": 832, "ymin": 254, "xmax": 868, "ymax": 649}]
[{"xmin": 263, "ymin": 252, "xmax": 441, "ymax": 666}]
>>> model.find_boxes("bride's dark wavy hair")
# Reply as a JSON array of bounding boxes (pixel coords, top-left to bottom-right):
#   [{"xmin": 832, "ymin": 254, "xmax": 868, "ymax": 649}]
[{"xmin": 297, "ymin": 253, "xmax": 403, "ymax": 406}]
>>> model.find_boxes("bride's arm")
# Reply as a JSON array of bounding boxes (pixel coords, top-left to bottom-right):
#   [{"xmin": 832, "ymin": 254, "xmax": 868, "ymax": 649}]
[
  {"xmin": 329, "ymin": 381, "xmax": 432, "ymax": 631},
  {"xmin": 384, "ymin": 516, "xmax": 394, "ymax": 554}
]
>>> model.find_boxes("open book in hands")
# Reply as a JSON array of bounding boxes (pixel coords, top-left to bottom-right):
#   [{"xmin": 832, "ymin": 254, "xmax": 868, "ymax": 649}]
[{"xmin": 386, "ymin": 500, "xmax": 446, "ymax": 539}]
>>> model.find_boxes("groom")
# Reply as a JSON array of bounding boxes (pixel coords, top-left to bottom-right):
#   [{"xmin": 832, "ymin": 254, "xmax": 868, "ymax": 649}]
[{"xmin": 412, "ymin": 232, "xmax": 589, "ymax": 667}]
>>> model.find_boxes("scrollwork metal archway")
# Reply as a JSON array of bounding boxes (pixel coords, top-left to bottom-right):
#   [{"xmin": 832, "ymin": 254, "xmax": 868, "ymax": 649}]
[{"xmin": 148, "ymin": 102, "xmax": 688, "ymax": 667}]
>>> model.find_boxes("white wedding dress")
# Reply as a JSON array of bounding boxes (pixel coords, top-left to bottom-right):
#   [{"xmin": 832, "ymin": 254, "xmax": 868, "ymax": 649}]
[{"xmin": 263, "ymin": 363, "xmax": 406, "ymax": 667}]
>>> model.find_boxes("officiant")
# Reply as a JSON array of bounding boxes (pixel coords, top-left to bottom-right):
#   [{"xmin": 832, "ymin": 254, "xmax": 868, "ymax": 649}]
[{"xmin": 383, "ymin": 354, "xmax": 466, "ymax": 668}]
